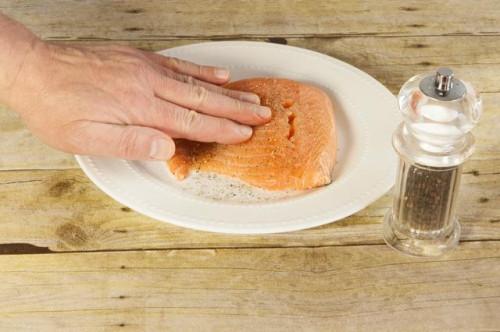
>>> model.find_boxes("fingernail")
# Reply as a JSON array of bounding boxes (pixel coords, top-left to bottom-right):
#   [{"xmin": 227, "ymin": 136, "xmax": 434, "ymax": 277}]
[
  {"xmin": 150, "ymin": 138, "xmax": 175, "ymax": 160},
  {"xmin": 214, "ymin": 68, "xmax": 229, "ymax": 80},
  {"xmin": 241, "ymin": 93, "xmax": 261, "ymax": 104},
  {"xmin": 255, "ymin": 106, "xmax": 272, "ymax": 119},
  {"xmin": 238, "ymin": 125, "xmax": 253, "ymax": 138}
]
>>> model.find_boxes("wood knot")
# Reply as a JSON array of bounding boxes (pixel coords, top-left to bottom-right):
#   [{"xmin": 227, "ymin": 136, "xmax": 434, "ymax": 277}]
[
  {"xmin": 56, "ymin": 223, "xmax": 88, "ymax": 247},
  {"xmin": 400, "ymin": 6, "xmax": 419, "ymax": 11},
  {"xmin": 408, "ymin": 24, "xmax": 426, "ymax": 28},
  {"xmin": 124, "ymin": 8, "xmax": 144, "ymax": 14},
  {"xmin": 49, "ymin": 180, "xmax": 73, "ymax": 197},
  {"xmin": 124, "ymin": 27, "xmax": 144, "ymax": 32},
  {"xmin": 411, "ymin": 43, "xmax": 427, "ymax": 49}
]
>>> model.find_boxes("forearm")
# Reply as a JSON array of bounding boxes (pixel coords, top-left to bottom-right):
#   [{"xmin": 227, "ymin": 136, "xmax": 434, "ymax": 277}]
[{"xmin": 0, "ymin": 12, "xmax": 41, "ymax": 106}]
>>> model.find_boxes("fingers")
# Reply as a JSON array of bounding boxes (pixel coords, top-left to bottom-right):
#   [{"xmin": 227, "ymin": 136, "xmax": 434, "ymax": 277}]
[
  {"xmin": 143, "ymin": 52, "xmax": 230, "ymax": 85},
  {"xmin": 142, "ymin": 52, "xmax": 261, "ymax": 104},
  {"xmin": 152, "ymin": 74, "xmax": 272, "ymax": 126},
  {"xmin": 163, "ymin": 67, "xmax": 261, "ymax": 104},
  {"xmin": 149, "ymin": 98, "xmax": 253, "ymax": 144},
  {"xmin": 68, "ymin": 121, "xmax": 175, "ymax": 160}
]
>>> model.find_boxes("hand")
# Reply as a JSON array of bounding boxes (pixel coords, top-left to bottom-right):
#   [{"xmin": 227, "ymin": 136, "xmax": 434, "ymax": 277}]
[{"xmin": 5, "ymin": 41, "xmax": 271, "ymax": 160}]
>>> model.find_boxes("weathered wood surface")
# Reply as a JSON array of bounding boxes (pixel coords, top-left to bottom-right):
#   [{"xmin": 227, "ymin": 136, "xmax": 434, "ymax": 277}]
[
  {"xmin": 0, "ymin": 158, "xmax": 498, "ymax": 252},
  {"xmin": 1, "ymin": 241, "xmax": 499, "ymax": 331},
  {"xmin": 4, "ymin": 36, "xmax": 500, "ymax": 94},
  {"xmin": 2, "ymin": 0, "xmax": 500, "ymax": 39},
  {"xmin": 0, "ymin": 0, "xmax": 499, "ymax": 330}
]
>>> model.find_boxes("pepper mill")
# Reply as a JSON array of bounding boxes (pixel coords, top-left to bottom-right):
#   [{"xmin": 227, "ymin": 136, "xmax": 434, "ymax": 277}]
[{"xmin": 383, "ymin": 67, "xmax": 482, "ymax": 256}]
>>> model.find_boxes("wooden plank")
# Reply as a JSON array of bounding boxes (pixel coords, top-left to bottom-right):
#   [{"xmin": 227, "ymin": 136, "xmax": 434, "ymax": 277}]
[
  {"xmin": 0, "ymin": 37, "xmax": 499, "ymax": 170},
  {"xmin": 0, "ymin": 241, "xmax": 499, "ymax": 331},
  {"xmin": 0, "ymin": 154, "xmax": 498, "ymax": 252},
  {"xmin": 2, "ymin": 0, "xmax": 500, "ymax": 39},
  {"xmin": 59, "ymin": 35, "xmax": 500, "ymax": 94}
]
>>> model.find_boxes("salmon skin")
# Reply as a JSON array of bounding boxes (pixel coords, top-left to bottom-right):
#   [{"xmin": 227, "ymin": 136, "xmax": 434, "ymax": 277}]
[{"xmin": 167, "ymin": 78, "xmax": 336, "ymax": 191}]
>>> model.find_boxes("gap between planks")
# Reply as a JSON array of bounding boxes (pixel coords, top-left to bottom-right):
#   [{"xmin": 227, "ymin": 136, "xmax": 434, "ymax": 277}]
[
  {"xmin": 43, "ymin": 32, "xmax": 500, "ymax": 41},
  {"xmin": 1, "ymin": 239, "xmax": 500, "ymax": 256}
]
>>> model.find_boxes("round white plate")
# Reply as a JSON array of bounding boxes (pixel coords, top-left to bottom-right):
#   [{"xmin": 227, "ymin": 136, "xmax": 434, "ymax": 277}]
[{"xmin": 76, "ymin": 41, "xmax": 400, "ymax": 234}]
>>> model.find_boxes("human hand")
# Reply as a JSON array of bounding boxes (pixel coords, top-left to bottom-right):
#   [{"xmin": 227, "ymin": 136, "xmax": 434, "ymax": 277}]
[{"xmin": 4, "ymin": 40, "xmax": 271, "ymax": 160}]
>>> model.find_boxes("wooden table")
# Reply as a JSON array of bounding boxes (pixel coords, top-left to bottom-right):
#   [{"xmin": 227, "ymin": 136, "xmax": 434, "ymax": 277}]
[{"xmin": 0, "ymin": 1, "xmax": 499, "ymax": 330}]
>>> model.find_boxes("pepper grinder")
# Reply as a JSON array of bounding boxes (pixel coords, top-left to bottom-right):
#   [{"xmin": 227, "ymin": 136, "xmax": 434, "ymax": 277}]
[{"xmin": 383, "ymin": 67, "xmax": 482, "ymax": 256}]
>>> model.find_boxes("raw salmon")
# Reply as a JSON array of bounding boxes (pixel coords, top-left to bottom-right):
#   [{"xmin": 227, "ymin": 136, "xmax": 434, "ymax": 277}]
[{"xmin": 167, "ymin": 78, "xmax": 336, "ymax": 190}]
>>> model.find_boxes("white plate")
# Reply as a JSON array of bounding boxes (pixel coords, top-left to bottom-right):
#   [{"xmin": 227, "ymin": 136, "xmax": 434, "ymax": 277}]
[{"xmin": 76, "ymin": 41, "xmax": 400, "ymax": 234}]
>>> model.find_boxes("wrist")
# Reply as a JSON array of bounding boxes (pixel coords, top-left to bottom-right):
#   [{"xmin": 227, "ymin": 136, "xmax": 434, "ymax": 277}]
[{"xmin": 0, "ymin": 13, "xmax": 44, "ymax": 107}]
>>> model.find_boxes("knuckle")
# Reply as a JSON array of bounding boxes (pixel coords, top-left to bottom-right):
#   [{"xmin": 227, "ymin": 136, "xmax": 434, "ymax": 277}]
[
  {"xmin": 185, "ymin": 75, "xmax": 195, "ymax": 85},
  {"xmin": 118, "ymin": 127, "xmax": 141, "ymax": 158},
  {"xmin": 233, "ymin": 99, "xmax": 244, "ymax": 113},
  {"xmin": 174, "ymin": 72, "xmax": 194, "ymax": 85},
  {"xmin": 167, "ymin": 57, "xmax": 181, "ymax": 70},
  {"xmin": 162, "ymin": 67, "xmax": 175, "ymax": 78},
  {"xmin": 190, "ymin": 85, "xmax": 208, "ymax": 108},
  {"xmin": 215, "ymin": 118, "xmax": 228, "ymax": 134},
  {"xmin": 169, "ymin": 70, "xmax": 183, "ymax": 81},
  {"xmin": 175, "ymin": 109, "xmax": 200, "ymax": 134},
  {"xmin": 184, "ymin": 110, "xmax": 199, "ymax": 131}
]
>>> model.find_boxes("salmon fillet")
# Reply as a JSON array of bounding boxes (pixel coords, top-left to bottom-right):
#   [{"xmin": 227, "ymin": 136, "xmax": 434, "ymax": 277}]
[{"xmin": 167, "ymin": 78, "xmax": 336, "ymax": 190}]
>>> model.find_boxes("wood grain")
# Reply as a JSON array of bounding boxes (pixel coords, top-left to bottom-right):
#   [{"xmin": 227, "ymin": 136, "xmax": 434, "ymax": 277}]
[
  {"xmin": 59, "ymin": 35, "xmax": 500, "ymax": 93},
  {"xmin": 1, "ymin": 241, "xmax": 499, "ymax": 331},
  {"xmin": 0, "ymin": 156, "xmax": 497, "ymax": 252},
  {"xmin": 2, "ymin": 0, "xmax": 500, "ymax": 39}
]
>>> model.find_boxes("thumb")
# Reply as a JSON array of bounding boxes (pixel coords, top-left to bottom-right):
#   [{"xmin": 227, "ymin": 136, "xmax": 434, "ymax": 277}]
[{"xmin": 67, "ymin": 121, "xmax": 175, "ymax": 160}]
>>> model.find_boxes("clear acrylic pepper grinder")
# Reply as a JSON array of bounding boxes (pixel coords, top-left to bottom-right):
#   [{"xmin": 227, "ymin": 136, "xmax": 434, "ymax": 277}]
[{"xmin": 383, "ymin": 67, "xmax": 482, "ymax": 256}]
